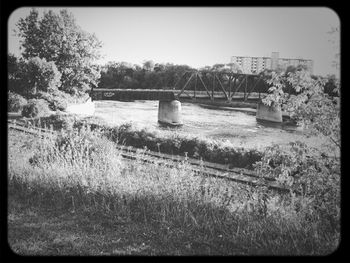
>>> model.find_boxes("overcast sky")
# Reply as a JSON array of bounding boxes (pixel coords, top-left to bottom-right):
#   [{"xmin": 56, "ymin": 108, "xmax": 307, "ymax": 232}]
[{"xmin": 8, "ymin": 7, "xmax": 340, "ymax": 76}]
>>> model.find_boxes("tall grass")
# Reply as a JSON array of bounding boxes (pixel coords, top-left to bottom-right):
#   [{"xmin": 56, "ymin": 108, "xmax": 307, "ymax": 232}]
[
  {"xmin": 26, "ymin": 113, "xmax": 263, "ymax": 169},
  {"xmin": 8, "ymin": 126, "xmax": 339, "ymax": 255}
]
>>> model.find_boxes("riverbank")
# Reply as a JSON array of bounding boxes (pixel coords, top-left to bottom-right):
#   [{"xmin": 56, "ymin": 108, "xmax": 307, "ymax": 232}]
[
  {"xmin": 16, "ymin": 113, "xmax": 263, "ymax": 169},
  {"xmin": 10, "ymin": 109, "xmax": 335, "ymax": 169},
  {"xmin": 197, "ymin": 103, "xmax": 292, "ymax": 121},
  {"xmin": 8, "ymin": 128, "xmax": 339, "ymax": 255},
  {"xmin": 92, "ymin": 100, "xmax": 329, "ymax": 152}
]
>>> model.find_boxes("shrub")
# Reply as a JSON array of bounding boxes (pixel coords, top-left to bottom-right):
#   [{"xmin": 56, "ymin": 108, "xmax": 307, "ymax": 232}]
[
  {"xmin": 254, "ymin": 141, "xmax": 340, "ymax": 232},
  {"xmin": 22, "ymin": 99, "xmax": 51, "ymax": 118},
  {"xmin": 101, "ymin": 122, "xmax": 262, "ymax": 168},
  {"xmin": 8, "ymin": 92, "xmax": 27, "ymax": 113},
  {"xmin": 51, "ymin": 97, "xmax": 68, "ymax": 111},
  {"xmin": 35, "ymin": 91, "xmax": 68, "ymax": 111},
  {"xmin": 33, "ymin": 113, "xmax": 79, "ymax": 130},
  {"xmin": 11, "ymin": 57, "xmax": 62, "ymax": 96},
  {"xmin": 8, "ymin": 54, "xmax": 62, "ymax": 97}
]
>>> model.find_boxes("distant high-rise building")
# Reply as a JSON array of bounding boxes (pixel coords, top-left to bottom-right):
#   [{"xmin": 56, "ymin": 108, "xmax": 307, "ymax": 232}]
[
  {"xmin": 230, "ymin": 52, "xmax": 313, "ymax": 74},
  {"xmin": 271, "ymin": 52, "xmax": 280, "ymax": 71}
]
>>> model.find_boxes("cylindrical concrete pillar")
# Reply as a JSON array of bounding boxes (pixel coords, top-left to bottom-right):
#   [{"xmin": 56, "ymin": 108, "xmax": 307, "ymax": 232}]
[
  {"xmin": 256, "ymin": 101, "xmax": 282, "ymax": 123},
  {"xmin": 158, "ymin": 100, "xmax": 183, "ymax": 126}
]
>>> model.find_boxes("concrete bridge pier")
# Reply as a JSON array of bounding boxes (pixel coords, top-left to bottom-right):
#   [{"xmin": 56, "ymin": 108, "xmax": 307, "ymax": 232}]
[
  {"xmin": 158, "ymin": 100, "xmax": 183, "ymax": 126},
  {"xmin": 256, "ymin": 101, "xmax": 282, "ymax": 123}
]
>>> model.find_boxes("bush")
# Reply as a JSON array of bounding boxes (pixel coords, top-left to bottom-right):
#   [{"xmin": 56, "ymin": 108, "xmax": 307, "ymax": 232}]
[
  {"xmin": 8, "ymin": 92, "xmax": 27, "ymax": 112},
  {"xmin": 50, "ymin": 97, "xmax": 68, "ymax": 111},
  {"xmin": 35, "ymin": 91, "xmax": 68, "ymax": 111},
  {"xmin": 102, "ymin": 122, "xmax": 262, "ymax": 168},
  {"xmin": 32, "ymin": 112, "xmax": 79, "ymax": 130},
  {"xmin": 22, "ymin": 99, "xmax": 51, "ymax": 118},
  {"xmin": 254, "ymin": 141, "xmax": 340, "ymax": 232},
  {"xmin": 8, "ymin": 54, "xmax": 62, "ymax": 97}
]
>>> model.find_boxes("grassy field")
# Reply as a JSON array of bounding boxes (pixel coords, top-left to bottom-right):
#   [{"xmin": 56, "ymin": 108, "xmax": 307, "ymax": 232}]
[{"xmin": 7, "ymin": 124, "xmax": 339, "ymax": 255}]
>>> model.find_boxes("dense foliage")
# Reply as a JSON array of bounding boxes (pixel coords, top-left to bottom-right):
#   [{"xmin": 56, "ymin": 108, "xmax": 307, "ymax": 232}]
[
  {"xmin": 254, "ymin": 142, "xmax": 340, "ymax": 226},
  {"xmin": 8, "ymin": 54, "xmax": 74, "ymax": 113},
  {"xmin": 98, "ymin": 61, "xmax": 193, "ymax": 90},
  {"xmin": 22, "ymin": 99, "xmax": 51, "ymax": 118},
  {"xmin": 262, "ymin": 70, "xmax": 340, "ymax": 148},
  {"xmin": 8, "ymin": 8, "xmax": 104, "ymax": 114},
  {"xmin": 8, "ymin": 55, "xmax": 62, "ymax": 96},
  {"xmin": 8, "ymin": 91, "xmax": 27, "ymax": 112},
  {"xmin": 34, "ymin": 90, "xmax": 75, "ymax": 111},
  {"xmin": 104, "ymin": 123, "xmax": 262, "ymax": 168},
  {"xmin": 254, "ymin": 69, "xmax": 340, "ymax": 237},
  {"xmin": 15, "ymin": 8, "xmax": 102, "ymax": 95},
  {"xmin": 8, "ymin": 54, "xmax": 26, "ymax": 95}
]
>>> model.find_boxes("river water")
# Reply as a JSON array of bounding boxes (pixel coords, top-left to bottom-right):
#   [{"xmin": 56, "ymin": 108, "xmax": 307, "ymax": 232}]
[{"xmin": 93, "ymin": 100, "xmax": 326, "ymax": 150}]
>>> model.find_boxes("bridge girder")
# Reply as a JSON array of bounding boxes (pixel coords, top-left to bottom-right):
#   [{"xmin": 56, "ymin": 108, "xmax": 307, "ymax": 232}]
[
  {"xmin": 90, "ymin": 71, "xmax": 268, "ymax": 102},
  {"xmin": 173, "ymin": 71, "xmax": 267, "ymax": 102}
]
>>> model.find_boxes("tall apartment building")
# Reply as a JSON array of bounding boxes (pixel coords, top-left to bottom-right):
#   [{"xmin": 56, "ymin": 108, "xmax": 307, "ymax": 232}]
[{"xmin": 230, "ymin": 52, "xmax": 313, "ymax": 74}]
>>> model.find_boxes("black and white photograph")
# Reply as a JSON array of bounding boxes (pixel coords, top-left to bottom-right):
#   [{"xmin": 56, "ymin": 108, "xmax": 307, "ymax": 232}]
[{"xmin": 7, "ymin": 7, "xmax": 340, "ymax": 256}]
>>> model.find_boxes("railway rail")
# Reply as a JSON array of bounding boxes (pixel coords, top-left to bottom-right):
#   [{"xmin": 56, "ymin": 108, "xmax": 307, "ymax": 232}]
[{"xmin": 8, "ymin": 119, "xmax": 294, "ymax": 194}]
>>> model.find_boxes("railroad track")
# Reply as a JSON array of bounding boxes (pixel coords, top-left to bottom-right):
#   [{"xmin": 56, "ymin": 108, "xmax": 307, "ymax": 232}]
[
  {"xmin": 8, "ymin": 120, "xmax": 56, "ymax": 137},
  {"xmin": 8, "ymin": 119, "xmax": 293, "ymax": 194}
]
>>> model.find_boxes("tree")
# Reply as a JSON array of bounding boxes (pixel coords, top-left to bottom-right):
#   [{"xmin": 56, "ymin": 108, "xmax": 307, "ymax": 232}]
[
  {"xmin": 99, "ymin": 62, "xmax": 138, "ymax": 89},
  {"xmin": 98, "ymin": 61, "xmax": 196, "ymax": 90},
  {"xmin": 154, "ymin": 63, "xmax": 165, "ymax": 73},
  {"xmin": 142, "ymin": 60, "xmax": 155, "ymax": 71},
  {"xmin": 8, "ymin": 54, "xmax": 26, "ymax": 95},
  {"xmin": 15, "ymin": 8, "xmax": 102, "ymax": 95},
  {"xmin": 8, "ymin": 54, "xmax": 61, "ymax": 96},
  {"xmin": 254, "ymin": 70, "xmax": 340, "ymax": 232},
  {"xmin": 285, "ymin": 64, "xmax": 308, "ymax": 75},
  {"xmin": 25, "ymin": 57, "xmax": 62, "ymax": 94},
  {"xmin": 227, "ymin": 63, "xmax": 243, "ymax": 73},
  {"xmin": 211, "ymin": 63, "xmax": 226, "ymax": 71},
  {"xmin": 262, "ymin": 70, "xmax": 340, "ymax": 149}
]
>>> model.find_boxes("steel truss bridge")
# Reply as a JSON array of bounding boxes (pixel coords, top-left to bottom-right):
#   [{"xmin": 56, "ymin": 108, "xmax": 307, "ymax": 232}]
[{"xmin": 91, "ymin": 71, "xmax": 269, "ymax": 102}]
